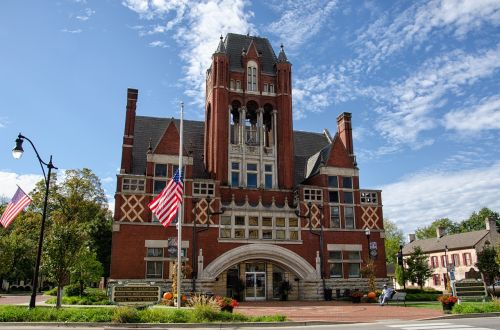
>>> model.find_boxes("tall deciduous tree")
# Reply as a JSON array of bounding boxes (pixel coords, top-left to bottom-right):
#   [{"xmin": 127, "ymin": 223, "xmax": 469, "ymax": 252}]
[
  {"xmin": 405, "ymin": 247, "xmax": 433, "ymax": 289},
  {"xmin": 415, "ymin": 218, "xmax": 458, "ymax": 239},
  {"xmin": 458, "ymin": 207, "xmax": 499, "ymax": 233},
  {"xmin": 383, "ymin": 219, "xmax": 404, "ymax": 264},
  {"xmin": 70, "ymin": 248, "xmax": 103, "ymax": 296}
]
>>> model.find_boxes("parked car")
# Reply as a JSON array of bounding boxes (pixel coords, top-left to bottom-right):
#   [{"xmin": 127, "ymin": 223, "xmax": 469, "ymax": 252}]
[{"xmin": 487, "ymin": 281, "xmax": 500, "ymax": 296}]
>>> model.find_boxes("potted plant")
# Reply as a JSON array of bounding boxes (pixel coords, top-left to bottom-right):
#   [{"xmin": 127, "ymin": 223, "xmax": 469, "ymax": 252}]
[
  {"xmin": 279, "ymin": 280, "xmax": 293, "ymax": 301},
  {"xmin": 351, "ymin": 290, "xmax": 363, "ymax": 303},
  {"xmin": 437, "ymin": 295, "xmax": 458, "ymax": 314}
]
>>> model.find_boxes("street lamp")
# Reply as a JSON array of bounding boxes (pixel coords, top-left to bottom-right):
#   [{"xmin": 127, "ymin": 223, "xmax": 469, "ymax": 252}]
[
  {"xmin": 397, "ymin": 245, "xmax": 406, "ymax": 291},
  {"xmin": 365, "ymin": 228, "xmax": 371, "ymax": 259},
  {"xmin": 12, "ymin": 133, "xmax": 57, "ymax": 309}
]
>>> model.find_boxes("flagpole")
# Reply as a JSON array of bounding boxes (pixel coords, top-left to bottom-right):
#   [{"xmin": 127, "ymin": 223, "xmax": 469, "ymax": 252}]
[{"xmin": 176, "ymin": 102, "xmax": 184, "ymax": 308}]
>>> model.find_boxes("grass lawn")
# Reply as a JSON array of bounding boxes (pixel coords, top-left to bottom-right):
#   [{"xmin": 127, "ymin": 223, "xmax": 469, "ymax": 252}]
[{"xmin": 403, "ymin": 301, "xmax": 442, "ymax": 310}]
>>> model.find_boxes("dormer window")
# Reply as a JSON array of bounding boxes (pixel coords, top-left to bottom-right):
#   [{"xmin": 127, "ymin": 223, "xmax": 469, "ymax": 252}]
[{"xmin": 247, "ymin": 61, "xmax": 257, "ymax": 91}]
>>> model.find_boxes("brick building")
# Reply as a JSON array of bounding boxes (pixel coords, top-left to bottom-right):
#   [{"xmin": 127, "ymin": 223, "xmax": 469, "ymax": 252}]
[{"xmin": 110, "ymin": 33, "xmax": 388, "ymax": 300}]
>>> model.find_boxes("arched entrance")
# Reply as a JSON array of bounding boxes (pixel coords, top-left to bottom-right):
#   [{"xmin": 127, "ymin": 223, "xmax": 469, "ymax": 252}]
[{"xmin": 200, "ymin": 244, "xmax": 319, "ymax": 300}]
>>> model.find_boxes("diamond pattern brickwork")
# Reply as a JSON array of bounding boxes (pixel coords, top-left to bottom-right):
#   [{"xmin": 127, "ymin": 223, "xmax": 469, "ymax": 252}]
[
  {"xmin": 361, "ymin": 206, "xmax": 380, "ymax": 229},
  {"xmin": 119, "ymin": 195, "xmax": 146, "ymax": 222}
]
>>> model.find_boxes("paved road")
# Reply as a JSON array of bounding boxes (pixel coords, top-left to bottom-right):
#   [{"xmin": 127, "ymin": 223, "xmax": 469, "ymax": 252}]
[{"xmin": 1, "ymin": 317, "xmax": 499, "ymax": 330}]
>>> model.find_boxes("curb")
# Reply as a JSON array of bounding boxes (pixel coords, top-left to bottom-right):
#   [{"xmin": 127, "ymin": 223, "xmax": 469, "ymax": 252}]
[
  {"xmin": 0, "ymin": 321, "xmax": 352, "ymax": 328},
  {"xmin": 427, "ymin": 312, "xmax": 500, "ymax": 320}
]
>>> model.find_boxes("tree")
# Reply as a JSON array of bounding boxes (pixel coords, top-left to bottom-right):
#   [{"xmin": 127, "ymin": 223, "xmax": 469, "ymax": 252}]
[
  {"xmin": 415, "ymin": 218, "xmax": 458, "ymax": 239},
  {"xmin": 361, "ymin": 259, "xmax": 377, "ymax": 292},
  {"xmin": 395, "ymin": 265, "xmax": 405, "ymax": 287},
  {"xmin": 42, "ymin": 219, "xmax": 84, "ymax": 307},
  {"xmin": 476, "ymin": 245, "xmax": 500, "ymax": 287},
  {"xmin": 70, "ymin": 248, "xmax": 103, "ymax": 296},
  {"xmin": 383, "ymin": 219, "xmax": 404, "ymax": 264},
  {"xmin": 405, "ymin": 247, "xmax": 433, "ymax": 289},
  {"xmin": 458, "ymin": 207, "xmax": 499, "ymax": 233}
]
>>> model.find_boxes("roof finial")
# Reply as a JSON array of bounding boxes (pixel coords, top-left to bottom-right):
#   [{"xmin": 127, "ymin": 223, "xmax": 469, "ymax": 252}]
[
  {"xmin": 147, "ymin": 138, "xmax": 153, "ymax": 154},
  {"xmin": 220, "ymin": 34, "xmax": 223, "ymax": 41}
]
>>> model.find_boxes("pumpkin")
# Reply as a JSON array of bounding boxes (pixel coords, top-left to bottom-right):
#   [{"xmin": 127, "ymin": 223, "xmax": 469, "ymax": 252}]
[
  {"xmin": 163, "ymin": 292, "xmax": 173, "ymax": 300},
  {"xmin": 367, "ymin": 292, "xmax": 376, "ymax": 299}
]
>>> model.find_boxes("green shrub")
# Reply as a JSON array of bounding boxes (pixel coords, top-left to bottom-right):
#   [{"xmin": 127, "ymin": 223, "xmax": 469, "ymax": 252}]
[
  {"xmin": 405, "ymin": 293, "xmax": 441, "ymax": 301},
  {"xmin": 112, "ymin": 307, "xmax": 139, "ymax": 323},
  {"xmin": 64, "ymin": 284, "xmax": 81, "ymax": 297},
  {"xmin": 452, "ymin": 302, "xmax": 500, "ymax": 314},
  {"xmin": 44, "ymin": 288, "xmax": 57, "ymax": 296},
  {"xmin": 403, "ymin": 287, "xmax": 442, "ymax": 294},
  {"xmin": 0, "ymin": 306, "xmax": 114, "ymax": 322}
]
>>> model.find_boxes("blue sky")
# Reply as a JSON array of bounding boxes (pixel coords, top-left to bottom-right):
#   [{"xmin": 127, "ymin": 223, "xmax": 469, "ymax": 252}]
[{"xmin": 1, "ymin": 0, "xmax": 499, "ymax": 235}]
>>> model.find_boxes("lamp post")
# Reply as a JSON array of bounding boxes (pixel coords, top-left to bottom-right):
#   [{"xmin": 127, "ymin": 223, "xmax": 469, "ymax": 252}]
[
  {"xmin": 12, "ymin": 133, "xmax": 57, "ymax": 309},
  {"xmin": 444, "ymin": 244, "xmax": 449, "ymax": 291},
  {"xmin": 365, "ymin": 228, "xmax": 371, "ymax": 259},
  {"xmin": 397, "ymin": 245, "xmax": 406, "ymax": 291}
]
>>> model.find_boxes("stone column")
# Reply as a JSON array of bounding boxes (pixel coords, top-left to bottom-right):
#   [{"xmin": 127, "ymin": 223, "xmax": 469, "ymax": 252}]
[
  {"xmin": 272, "ymin": 109, "xmax": 278, "ymax": 188},
  {"xmin": 197, "ymin": 249, "xmax": 204, "ymax": 278},
  {"xmin": 315, "ymin": 251, "xmax": 321, "ymax": 276}
]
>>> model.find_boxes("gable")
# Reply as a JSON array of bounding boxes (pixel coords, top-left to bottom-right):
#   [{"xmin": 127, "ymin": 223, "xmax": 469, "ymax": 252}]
[
  {"xmin": 326, "ymin": 135, "xmax": 354, "ymax": 168},
  {"xmin": 153, "ymin": 121, "xmax": 180, "ymax": 155}
]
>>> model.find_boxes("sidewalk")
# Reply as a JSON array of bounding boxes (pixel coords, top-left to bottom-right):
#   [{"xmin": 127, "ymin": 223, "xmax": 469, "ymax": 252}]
[
  {"xmin": 0, "ymin": 295, "xmax": 444, "ymax": 323},
  {"xmin": 235, "ymin": 301, "xmax": 443, "ymax": 322}
]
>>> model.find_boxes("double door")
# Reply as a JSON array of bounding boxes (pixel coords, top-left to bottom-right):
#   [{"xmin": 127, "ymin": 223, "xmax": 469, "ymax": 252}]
[{"xmin": 245, "ymin": 272, "xmax": 266, "ymax": 300}]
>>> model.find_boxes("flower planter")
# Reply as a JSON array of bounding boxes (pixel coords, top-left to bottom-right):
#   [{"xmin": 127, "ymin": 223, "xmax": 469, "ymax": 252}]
[
  {"xmin": 442, "ymin": 303, "xmax": 454, "ymax": 314},
  {"xmin": 352, "ymin": 296, "xmax": 361, "ymax": 303},
  {"xmin": 221, "ymin": 306, "xmax": 234, "ymax": 313}
]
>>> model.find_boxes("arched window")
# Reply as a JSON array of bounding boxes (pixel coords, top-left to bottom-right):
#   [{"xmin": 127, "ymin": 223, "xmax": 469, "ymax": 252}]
[{"xmin": 247, "ymin": 60, "xmax": 258, "ymax": 92}]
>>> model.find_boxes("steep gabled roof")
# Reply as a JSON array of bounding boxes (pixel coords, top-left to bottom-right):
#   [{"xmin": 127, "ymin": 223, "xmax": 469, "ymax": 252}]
[
  {"xmin": 225, "ymin": 33, "xmax": 278, "ymax": 74},
  {"xmin": 402, "ymin": 230, "xmax": 490, "ymax": 255}
]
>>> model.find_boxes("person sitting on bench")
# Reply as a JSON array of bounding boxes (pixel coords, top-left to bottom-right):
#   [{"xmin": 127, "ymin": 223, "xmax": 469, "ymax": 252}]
[{"xmin": 379, "ymin": 284, "xmax": 394, "ymax": 306}]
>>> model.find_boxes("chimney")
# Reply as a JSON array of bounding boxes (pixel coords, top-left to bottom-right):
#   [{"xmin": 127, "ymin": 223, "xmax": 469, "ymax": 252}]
[
  {"xmin": 485, "ymin": 217, "xmax": 497, "ymax": 232},
  {"xmin": 120, "ymin": 88, "xmax": 138, "ymax": 174},
  {"xmin": 336, "ymin": 112, "xmax": 353, "ymax": 155},
  {"xmin": 436, "ymin": 227, "xmax": 445, "ymax": 238},
  {"xmin": 409, "ymin": 234, "xmax": 416, "ymax": 243}
]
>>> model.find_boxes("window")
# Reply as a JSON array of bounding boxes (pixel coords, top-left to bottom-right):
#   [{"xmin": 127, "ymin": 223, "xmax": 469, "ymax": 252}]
[
  {"xmin": 247, "ymin": 62, "xmax": 257, "ymax": 91},
  {"xmin": 220, "ymin": 228, "xmax": 231, "ymax": 238},
  {"xmin": 264, "ymin": 164, "xmax": 273, "ymax": 189},
  {"xmin": 249, "ymin": 229, "xmax": 258, "ymax": 239},
  {"xmin": 289, "ymin": 218, "xmax": 298, "ymax": 227},
  {"xmin": 342, "ymin": 177, "xmax": 353, "ymax": 189},
  {"xmin": 329, "ymin": 250, "xmax": 343, "ymax": 278},
  {"xmin": 328, "ymin": 176, "xmax": 338, "ymax": 188},
  {"xmin": 329, "ymin": 191, "xmax": 339, "ymax": 203},
  {"xmin": 231, "ymin": 162, "xmax": 240, "ymax": 187},
  {"xmin": 249, "ymin": 216, "xmax": 258, "ymax": 226},
  {"xmin": 220, "ymin": 216, "xmax": 231, "ymax": 225},
  {"xmin": 346, "ymin": 251, "xmax": 361, "ymax": 277},
  {"xmin": 452, "ymin": 254, "xmax": 460, "ymax": 267},
  {"xmin": 230, "ymin": 79, "xmax": 235, "ymax": 90},
  {"xmin": 234, "ymin": 229, "xmax": 245, "ymax": 238},
  {"xmin": 276, "ymin": 217, "xmax": 285, "ymax": 227},
  {"xmin": 269, "ymin": 84, "xmax": 274, "ymax": 93},
  {"xmin": 463, "ymin": 253, "xmax": 472, "ymax": 266},
  {"xmin": 289, "ymin": 230, "xmax": 299, "ymax": 240},
  {"xmin": 343, "ymin": 191, "xmax": 353, "ymax": 204},
  {"xmin": 330, "ymin": 206, "xmax": 340, "ymax": 228},
  {"xmin": 262, "ymin": 230, "xmax": 272, "ymax": 239},
  {"xmin": 304, "ymin": 188, "xmax": 322, "ymax": 202},
  {"xmin": 155, "ymin": 164, "xmax": 167, "ymax": 177},
  {"xmin": 433, "ymin": 274, "xmax": 441, "ymax": 286},
  {"xmin": 263, "ymin": 83, "xmax": 268, "ymax": 92},
  {"xmin": 361, "ymin": 191, "xmax": 378, "ymax": 204},
  {"xmin": 236, "ymin": 80, "xmax": 241, "ymax": 90},
  {"xmin": 193, "ymin": 182, "xmax": 215, "ymax": 196},
  {"xmin": 276, "ymin": 230, "xmax": 285, "ymax": 239},
  {"xmin": 345, "ymin": 207, "xmax": 355, "ymax": 229},
  {"xmin": 235, "ymin": 216, "xmax": 245, "ymax": 226},
  {"xmin": 147, "ymin": 248, "xmax": 163, "ymax": 257},
  {"xmin": 146, "ymin": 261, "xmax": 163, "ymax": 278},
  {"xmin": 247, "ymin": 163, "xmax": 258, "ymax": 188},
  {"xmin": 431, "ymin": 256, "xmax": 439, "ymax": 268},
  {"xmin": 262, "ymin": 217, "xmax": 272, "ymax": 227},
  {"xmin": 441, "ymin": 255, "xmax": 448, "ymax": 267},
  {"xmin": 154, "ymin": 180, "xmax": 166, "ymax": 194},
  {"xmin": 122, "ymin": 178, "xmax": 145, "ymax": 192}
]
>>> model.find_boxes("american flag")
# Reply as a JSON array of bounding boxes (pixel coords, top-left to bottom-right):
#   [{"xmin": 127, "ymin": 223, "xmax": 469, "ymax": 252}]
[
  {"xmin": 148, "ymin": 169, "xmax": 183, "ymax": 228},
  {"xmin": 1, "ymin": 187, "xmax": 32, "ymax": 229}
]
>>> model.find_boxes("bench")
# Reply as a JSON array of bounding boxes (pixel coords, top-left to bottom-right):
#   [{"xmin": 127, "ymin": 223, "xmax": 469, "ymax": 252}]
[{"xmin": 386, "ymin": 292, "xmax": 407, "ymax": 306}]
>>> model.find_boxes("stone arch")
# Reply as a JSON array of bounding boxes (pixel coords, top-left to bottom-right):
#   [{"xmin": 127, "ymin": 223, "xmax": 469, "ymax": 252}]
[{"xmin": 200, "ymin": 244, "xmax": 319, "ymax": 281}]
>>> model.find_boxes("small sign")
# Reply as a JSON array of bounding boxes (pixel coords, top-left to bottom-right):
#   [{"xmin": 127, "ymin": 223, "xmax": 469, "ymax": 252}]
[
  {"xmin": 453, "ymin": 279, "xmax": 487, "ymax": 302},
  {"xmin": 111, "ymin": 285, "xmax": 161, "ymax": 305},
  {"xmin": 369, "ymin": 241, "xmax": 377, "ymax": 250}
]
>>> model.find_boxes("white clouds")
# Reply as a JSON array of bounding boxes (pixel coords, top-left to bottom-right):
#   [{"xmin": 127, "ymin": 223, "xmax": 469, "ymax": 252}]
[
  {"xmin": 373, "ymin": 46, "xmax": 500, "ymax": 145},
  {"xmin": 0, "ymin": 171, "xmax": 42, "ymax": 199},
  {"xmin": 267, "ymin": 0, "xmax": 338, "ymax": 50},
  {"xmin": 355, "ymin": 0, "xmax": 500, "ymax": 68},
  {"xmin": 124, "ymin": 0, "xmax": 254, "ymax": 107},
  {"xmin": 61, "ymin": 28, "xmax": 82, "ymax": 34},
  {"xmin": 76, "ymin": 8, "xmax": 95, "ymax": 21},
  {"xmin": 149, "ymin": 40, "xmax": 168, "ymax": 48},
  {"xmin": 444, "ymin": 95, "xmax": 500, "ymax": 131},
  {"xmin": 381, "ymin": 161, "xmax": 500, "ymax": 234},
  {"xmin": 0, "ymin": 117, "xmax": 7, "ymax": 128}
]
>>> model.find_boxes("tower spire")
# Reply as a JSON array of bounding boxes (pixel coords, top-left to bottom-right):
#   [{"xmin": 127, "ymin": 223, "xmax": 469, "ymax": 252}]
[
  {"xmin": 214, "ymin": 35, "xmax": 226, "ymax": 54},
  {"xmin": 278, "ymin": 43, "xmax": 288, "ymax": 62}
]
